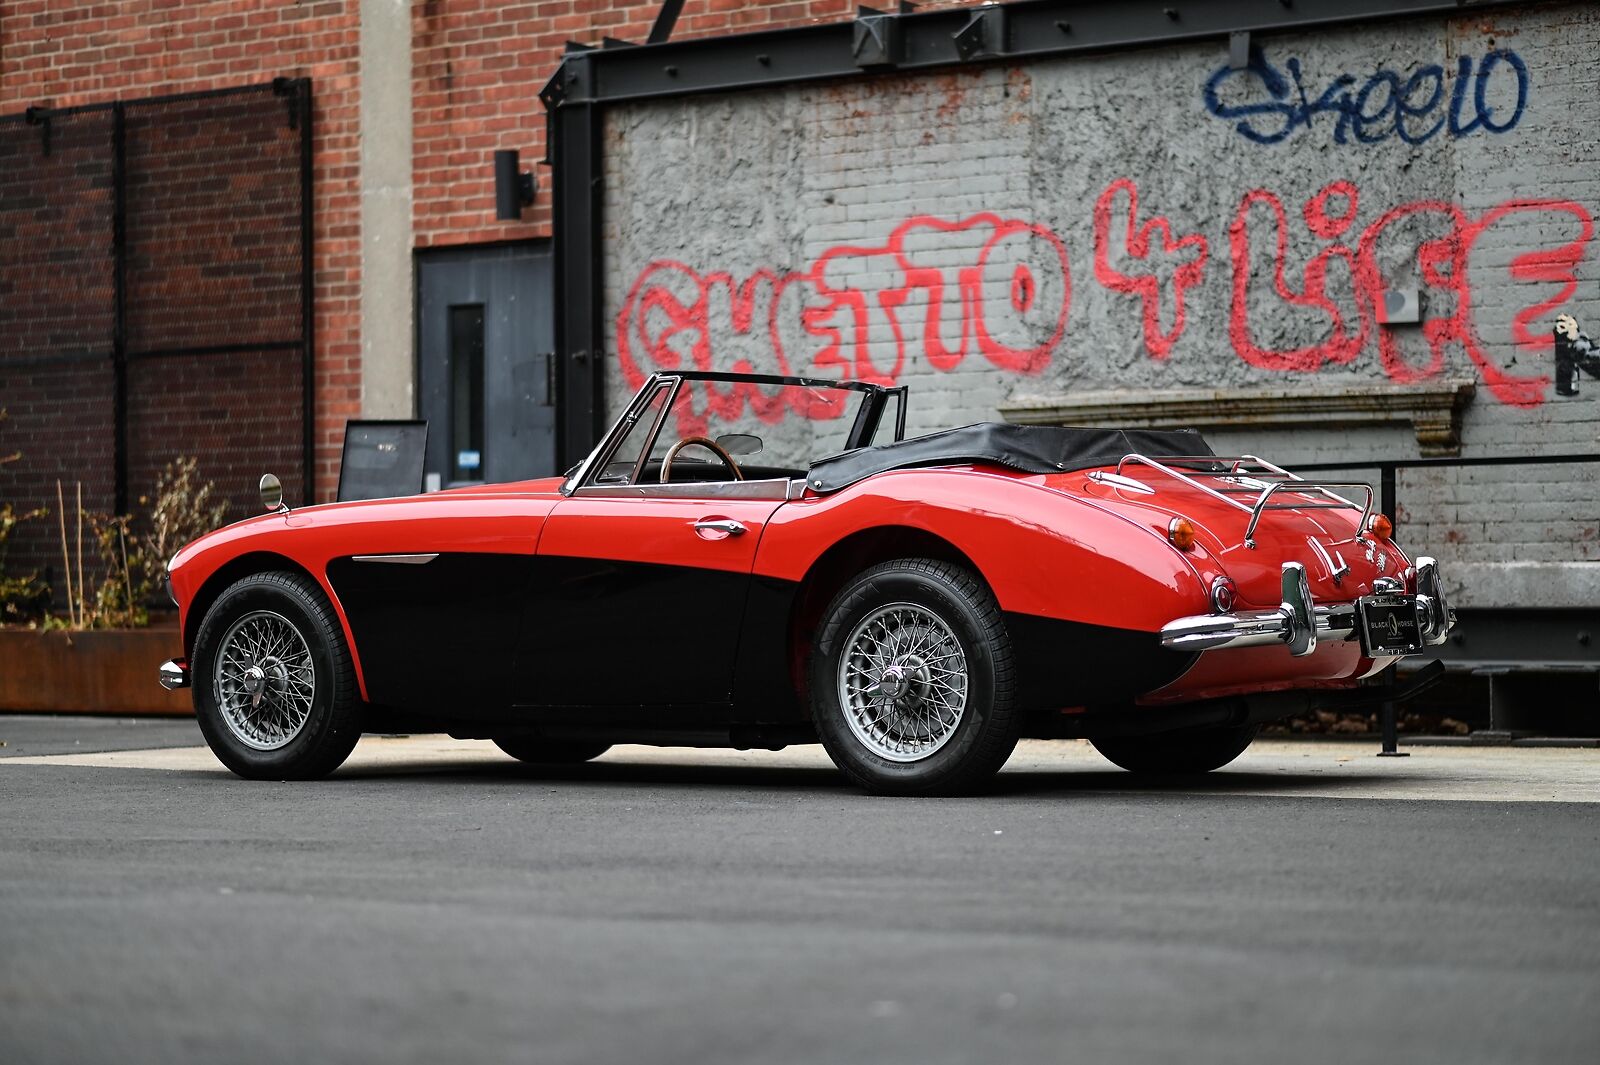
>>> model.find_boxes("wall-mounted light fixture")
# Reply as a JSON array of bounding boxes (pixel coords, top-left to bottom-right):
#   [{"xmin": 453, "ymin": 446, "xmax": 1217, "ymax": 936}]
[{"xmin": 494, "ymin": 149, "xmax": 537, "ymax": 220}]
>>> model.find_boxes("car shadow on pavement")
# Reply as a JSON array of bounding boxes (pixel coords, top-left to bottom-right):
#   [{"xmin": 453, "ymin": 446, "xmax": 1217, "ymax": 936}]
[
  {"xmin": 318, "ymin": 757, "xmax": 1394, "ymax": 797},
  {"xmin": 987, "ymin": 768, "xmax": 1396, "ymax": 797},
  {"xmin": 331, "ymin": 758, "xmax": 855, "ymax": 791}
]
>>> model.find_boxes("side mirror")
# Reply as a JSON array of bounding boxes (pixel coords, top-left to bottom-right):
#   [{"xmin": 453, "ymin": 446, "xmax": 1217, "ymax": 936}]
[
  {"xmin": 716, "ymin": 433, "xmax": 763, "ymax": 457},
  {"xmin": 259, "ymin": 473, "xmax": 286, "ymax": 513}
]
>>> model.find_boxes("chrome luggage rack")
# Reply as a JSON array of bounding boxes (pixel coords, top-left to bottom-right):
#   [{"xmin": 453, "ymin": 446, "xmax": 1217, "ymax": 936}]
[{"xmin": 1099, "ymin": 454, "xmax": 1375, "ymax": 548}]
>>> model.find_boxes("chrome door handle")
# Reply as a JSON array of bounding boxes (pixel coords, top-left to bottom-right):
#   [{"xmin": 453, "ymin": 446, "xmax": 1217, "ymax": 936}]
[{"xmin": 694, "ymin": 518, "xmax": 747, "ymax": 537}]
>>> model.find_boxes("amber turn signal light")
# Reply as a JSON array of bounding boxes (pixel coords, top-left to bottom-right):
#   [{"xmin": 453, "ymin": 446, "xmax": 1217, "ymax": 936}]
[
  {"xmin": 1168, "ymin": 517, "xmax": 1197, "ymax": 551},
  {"xmin": 1366, "ymin": 513, "xmax": 1394, "ymax": 540}
]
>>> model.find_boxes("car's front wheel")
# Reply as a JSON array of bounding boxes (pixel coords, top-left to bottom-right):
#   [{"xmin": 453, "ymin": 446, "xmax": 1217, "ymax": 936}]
[
  {"xmin": 810, "ymin": 559, "xmax": 1021, "ymax": 796},
  {"xmin": 192, "ymin": 571, "xmax": 362, "ymax": 780},
  {"xmin": 1090, "ymin": 722, "xmax": 1260, "ymax": 774}
]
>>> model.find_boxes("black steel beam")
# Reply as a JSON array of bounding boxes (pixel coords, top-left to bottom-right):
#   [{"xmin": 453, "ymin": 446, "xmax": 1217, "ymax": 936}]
[
  {"xmin": 547, "ymin": 53, "xmax": 606, "ymax": 469},
  {"xmin": 546, "ymin": 0, "xmax": 1521, "ymax": 106},
  {"xmin": 647, "ymin": 0, "xmax": 686, "ymax": 45},
  {"xmin": 538, "ymin": 0, "xmax": 1525, "ymax": 461},
  {"xmin": 111, "ymin": 102, "xmax": 128, "ymax": 515},
  {"xmin": 1429, "ymin": 610, "xmax": 1600, "ymax": 671}
]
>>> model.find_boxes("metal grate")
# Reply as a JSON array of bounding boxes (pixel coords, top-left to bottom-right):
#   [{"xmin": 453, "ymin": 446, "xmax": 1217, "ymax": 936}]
[{"xmin": 0, "ymin": 82, "xmax": 311, "ymax": 588}]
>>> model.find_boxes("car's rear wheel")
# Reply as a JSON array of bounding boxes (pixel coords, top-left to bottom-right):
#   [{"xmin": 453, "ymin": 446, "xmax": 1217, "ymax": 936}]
[
  {"xmin": 492, "ymin": 737, "xmax": 612, "ymax": 764},
  {"xmin": 192, "ymin": 571, "xmax": 362, "ymax": 780},
  {"xmin": 1090, "ymin": 722, "xmax": 1260, "ymax": 774},
  {"xmin": 810, "ymin": 559, "xmax": 1020, "ymax": 796}
]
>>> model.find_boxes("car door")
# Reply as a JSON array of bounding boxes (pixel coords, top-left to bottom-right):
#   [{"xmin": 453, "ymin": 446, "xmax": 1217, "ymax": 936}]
[{"xmin": 523, "ymin": 491, "xmax": 786, "ymax": 709}]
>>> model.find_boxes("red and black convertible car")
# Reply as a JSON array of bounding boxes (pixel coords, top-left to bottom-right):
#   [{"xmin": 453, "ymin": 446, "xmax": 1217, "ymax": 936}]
[{"xmin": 160, "ymin": 371, "xmax": 1452, "ymax": 794}]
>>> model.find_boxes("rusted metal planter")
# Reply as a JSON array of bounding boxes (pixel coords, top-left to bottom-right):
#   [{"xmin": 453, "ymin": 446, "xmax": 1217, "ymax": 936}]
[{"xmin": 0, "ymin": 621, "xmax": 191, "ymax": 716}]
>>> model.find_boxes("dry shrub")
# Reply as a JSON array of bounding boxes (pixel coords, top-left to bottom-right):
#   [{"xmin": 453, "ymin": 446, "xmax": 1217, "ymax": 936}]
[
  {"xmin": 90, "ymin": 457, "xmax": 231, "ymax": 627},
  {"xmin": 0, "ymin": 410, "xmax": 52, "ymax": 623}
]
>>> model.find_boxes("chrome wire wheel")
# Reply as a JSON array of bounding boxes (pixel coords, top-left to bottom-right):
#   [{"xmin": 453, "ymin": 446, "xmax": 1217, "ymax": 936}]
[
  {"xmin": 213, "ymin": 609, "xmax": 316, "ymax": 751},
  {"xmin": 837, "ymin": 602, "xmax": 969, "ymax": 763}
]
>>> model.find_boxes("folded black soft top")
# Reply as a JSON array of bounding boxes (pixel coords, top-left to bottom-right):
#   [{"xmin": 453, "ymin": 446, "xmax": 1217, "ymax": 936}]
[{"xmin": 805, "ymin": 422, "xmax": 1213, "ymax": 494}]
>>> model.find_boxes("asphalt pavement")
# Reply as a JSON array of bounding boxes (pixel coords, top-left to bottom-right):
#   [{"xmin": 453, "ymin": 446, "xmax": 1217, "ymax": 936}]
[{"xmin": 1, "ymin": 716, "xmax": 1596, "ymax": 1065}]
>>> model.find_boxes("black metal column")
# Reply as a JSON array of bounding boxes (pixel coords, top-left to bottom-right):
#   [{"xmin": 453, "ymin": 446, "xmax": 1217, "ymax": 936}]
[
  {"xmin": 110, "ymin": 102, "xmax": 129, "ymax": 515},
  {"xmin": 1376, "ymin": 463, "xmax": 1405, "ymax": 754},
  {"xmin": 297, "ymin": 79, "xmax": 315, "ymax": 506},
  {"xmin": 547, "ymin": 53, "xmax": 606, "ymax": 470}
]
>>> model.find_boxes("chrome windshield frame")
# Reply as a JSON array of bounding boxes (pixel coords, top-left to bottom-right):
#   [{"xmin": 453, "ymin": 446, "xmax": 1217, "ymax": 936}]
[
  {"xmin": 561, "ymin": 375, "xmax": 678, "ymax": 495},
  {"xmin": 563, "ymin": 371, "xmax": 897, "ymax": 495}
]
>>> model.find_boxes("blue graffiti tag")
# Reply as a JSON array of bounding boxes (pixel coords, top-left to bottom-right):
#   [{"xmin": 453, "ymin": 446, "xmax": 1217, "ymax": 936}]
[{"xmin": 1203, "ymin": 46, "xmax": 1528, "ymax": 146}]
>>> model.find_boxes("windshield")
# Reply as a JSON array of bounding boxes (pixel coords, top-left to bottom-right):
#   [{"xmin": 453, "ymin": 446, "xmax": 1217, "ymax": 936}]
[{"xmin": 589, "ymin": 376, "xmax": 901, "ymax": 488}]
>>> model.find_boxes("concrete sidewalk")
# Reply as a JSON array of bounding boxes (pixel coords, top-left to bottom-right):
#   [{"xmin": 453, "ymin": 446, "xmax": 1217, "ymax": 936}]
[{"xmin": 2, "ymin": 716, "xmax": 1594, "ymax": 803}]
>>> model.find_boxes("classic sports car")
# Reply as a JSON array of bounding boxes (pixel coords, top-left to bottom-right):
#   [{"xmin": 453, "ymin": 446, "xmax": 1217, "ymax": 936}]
[{"xmin": 160, "ymin": 371, "xmax": 1452, "ymax": 794}]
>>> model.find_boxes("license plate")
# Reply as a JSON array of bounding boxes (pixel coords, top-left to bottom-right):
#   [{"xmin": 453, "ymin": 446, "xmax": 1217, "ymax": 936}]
[{"xmin": 1357, "ymin": 593, "xmax": 1424, "ymax": 656}]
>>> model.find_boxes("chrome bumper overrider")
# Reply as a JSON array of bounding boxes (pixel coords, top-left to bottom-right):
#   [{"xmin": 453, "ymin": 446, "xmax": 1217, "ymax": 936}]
[
  {"xmin": 158, "ymin": 658, "xmax": 191, "ymax": 691},
  {"xmin": 1160, "ymin": 557, "xmax": 1454, "ymax": 658}
]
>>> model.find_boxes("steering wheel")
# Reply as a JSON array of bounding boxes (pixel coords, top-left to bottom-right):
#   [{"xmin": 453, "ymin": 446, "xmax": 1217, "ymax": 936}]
[{"xmin": 660, "ymin": 436, "xmax": 744, "ymax": 483}]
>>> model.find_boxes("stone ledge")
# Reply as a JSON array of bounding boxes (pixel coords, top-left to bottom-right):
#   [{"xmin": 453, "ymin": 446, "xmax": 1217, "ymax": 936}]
[
  {"xmin": 1001, "ymin": 380, "xmax": 1477, "ymax": 457},
  {"xmin": 1446, "ymin": 561, "xmax": 1600, "ymax": 611}
]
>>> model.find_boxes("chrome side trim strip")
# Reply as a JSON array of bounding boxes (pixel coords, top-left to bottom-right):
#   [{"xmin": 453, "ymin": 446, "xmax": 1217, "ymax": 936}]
[
  {"xmin": 573, "ymin": 478, "xmax": 793, "ymax": 501},
  {"xmin": 350, "ymin": 553, "xmax": 439, "ymax": 565}
]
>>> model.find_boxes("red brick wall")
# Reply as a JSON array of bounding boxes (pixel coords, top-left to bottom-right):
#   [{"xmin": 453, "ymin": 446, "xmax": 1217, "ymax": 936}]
[
  {"xmin": 2, "ymin": 0, "xmax": 987, "ymax": 510},
  {"xmin": 0, "ymin": 0, "xmax": 361, "ymax": 502},
  {"xmin": 412, "ymin": 0, "xmax": 989, "ymax": 247}
]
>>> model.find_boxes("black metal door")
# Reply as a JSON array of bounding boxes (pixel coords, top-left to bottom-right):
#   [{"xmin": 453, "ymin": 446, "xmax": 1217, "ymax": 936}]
[{"xmin": 417, "ymin": 244, "xmax": 555, "ymax": 488}]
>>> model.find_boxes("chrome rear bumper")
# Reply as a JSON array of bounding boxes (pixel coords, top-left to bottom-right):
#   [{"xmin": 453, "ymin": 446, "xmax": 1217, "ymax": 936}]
[
  {"xmin": 158, "ymin": 658, "xmax": 190, "ymax": 691},
  {"xmin": 1160, "ymin": 557, "xmax": 1453, "ymax": 657}
]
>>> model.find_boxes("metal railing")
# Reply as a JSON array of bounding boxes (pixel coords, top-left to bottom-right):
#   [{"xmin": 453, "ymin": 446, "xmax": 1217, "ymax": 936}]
[
  {"xmin": 1289, "ymin": 452, "xmax": 1600, "ymax": 530},
  {"xmin": 1117, "ymin": 453, "xmax": 1374, "ymax": 547},
  {"xmin": 1291, "ymin": 451, "xmax": 1600, "ymax": 751}
]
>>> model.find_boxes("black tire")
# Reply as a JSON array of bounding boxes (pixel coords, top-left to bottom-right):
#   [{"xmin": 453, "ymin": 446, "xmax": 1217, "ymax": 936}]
[
  {"xmin": 810, "ymin": 558, "xmax": 1020, "ymax": 796},
  {"xmin": 492, "ymin": 737, "xmax": 612, "ymax": 764},
  {"xmin": 1090, "ymin": 722, "xmax": 1260, "ymax": 774},
  {"xmin": 192, "ymin": 571, "xmax": 362, "ymax": 780}
]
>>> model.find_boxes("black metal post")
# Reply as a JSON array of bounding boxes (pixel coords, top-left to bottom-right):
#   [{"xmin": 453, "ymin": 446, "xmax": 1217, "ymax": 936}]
[
  {"xmin": 111, "ymin": 102, "xmax": 129, "ymax": 516},
  {"xmin": 547, "ymin": 54, "xmax": 606, "ymax": 470},
  {"xmin": 1377, "ymin": 462, "xmax": 1407, "ymax": 755},
  {"xmin": 297, "ymin": 79, "xmax": 315, "ymax": 506},
  {"xmin": 1377, "ymin": 668, "xmax": 1407, "ymax": 757}
]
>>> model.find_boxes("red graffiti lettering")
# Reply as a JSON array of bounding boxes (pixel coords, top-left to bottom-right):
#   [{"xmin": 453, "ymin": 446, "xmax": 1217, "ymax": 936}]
[
  {"xmin": 1355, "ymin": 197, "xmax": 1593, "ymax": 407},
  {"xmin": 1092, "ymin": 178, "xmax": 1209, "ymax": 360},
  {"xmin": 618, "ymin": 181, "xmax": 1595, "ymax": 428},
  {"xmin": 617, "ymin": 213, "xmax": 1071, "ymax": 431},
  {"xmin": 1229, "ymin": 182, "xmax": 1369, "ymax": 372}
]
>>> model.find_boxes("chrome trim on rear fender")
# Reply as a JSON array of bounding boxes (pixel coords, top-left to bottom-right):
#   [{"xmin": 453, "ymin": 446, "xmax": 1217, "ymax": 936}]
[
  {"xmin": 1086, "ymin": 470, "xmax": 1155, "ymax": 494},
  {"xmin": 1161, "ymin": 563, "xmax": 1356, "ymax": 657}
]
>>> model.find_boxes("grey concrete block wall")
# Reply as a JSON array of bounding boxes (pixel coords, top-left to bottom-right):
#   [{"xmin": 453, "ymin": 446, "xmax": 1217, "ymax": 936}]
[{"xmin": 601, "ymin": 3, "xmax": 1600, "ymax": 603}]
